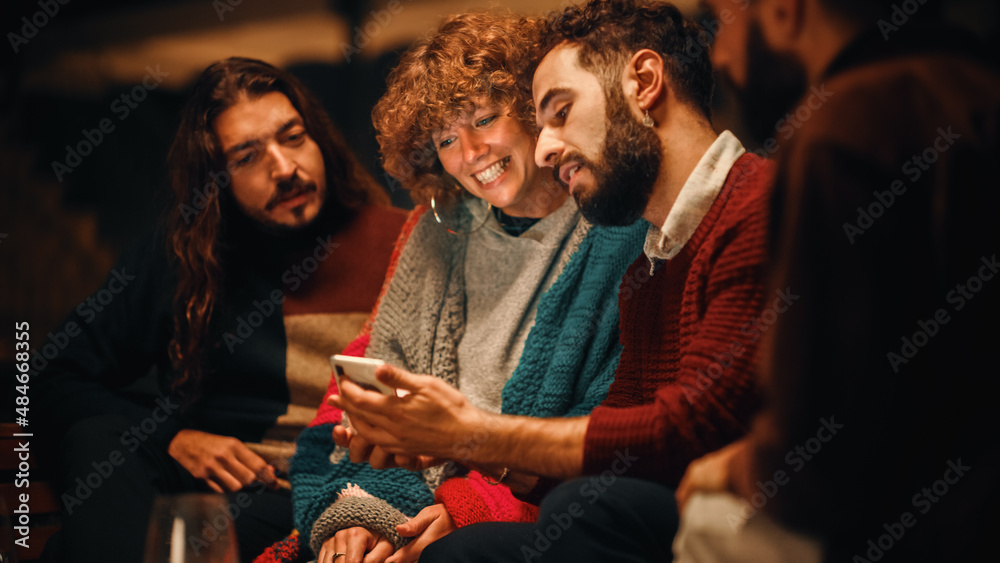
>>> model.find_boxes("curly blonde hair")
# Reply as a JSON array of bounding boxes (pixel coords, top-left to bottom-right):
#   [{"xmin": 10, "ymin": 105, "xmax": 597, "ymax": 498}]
[{"xmin": 373, "ymin": 12, "xmax": 540, "ymax": 205}]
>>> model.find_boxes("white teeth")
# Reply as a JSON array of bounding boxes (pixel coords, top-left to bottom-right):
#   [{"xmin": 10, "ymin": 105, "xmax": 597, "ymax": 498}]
[
  {"xmin": 568, "ymin": 165, "xmax": 581, "ymax": 180},
  {"xmin": 474, "ymin": 157, "xmax": 510, "ymax": 184}
]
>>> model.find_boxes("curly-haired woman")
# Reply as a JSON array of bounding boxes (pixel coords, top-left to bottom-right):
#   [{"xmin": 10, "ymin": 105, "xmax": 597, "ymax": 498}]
[{"xmin": 272, "ymin": 12, "xmax": 647, "ymax": 563}]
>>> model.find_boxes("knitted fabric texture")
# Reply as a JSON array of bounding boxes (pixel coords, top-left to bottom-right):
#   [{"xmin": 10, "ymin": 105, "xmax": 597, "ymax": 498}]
[
  {"xmin": 291, "ymin": 423, "xmax": 433, "ymax": 554},
  {"xmin": 456, "ymin": 197, "xmax": 582, "ymax": 412},
  {"xmin": 253, "ymin": 530, "xmax": 305, "ymax": 563},
  {"xmin": 310, "ymin": 495, "xmax": 411, "ymax": 554},
  {"xmin": 584, "ymin": 153, "xmax": 774, "ymax": 486},
  {"xmin": 307, "ymin": 207, "xmax": 425, "ymax": 430},
  {"xmin": 434, "ymin": 471, "xmax": 540, "ymax": 528},
  {"xmin": 367, "ymin": 204, "xmax": 474, "ymax": 388},
  {"xmin": 289, "ymin": 205, "xmax": 647, "ymax": 558}
]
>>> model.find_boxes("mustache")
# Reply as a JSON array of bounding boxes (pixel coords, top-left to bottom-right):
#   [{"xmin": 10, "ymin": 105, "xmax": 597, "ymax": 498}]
[
  {"xmin": 552, "ymin": 152, "xmax": 591, "ymax": 186},
  {"xmin": 265, "ymin": 176, "xmax": 316, "ymax": 210}
]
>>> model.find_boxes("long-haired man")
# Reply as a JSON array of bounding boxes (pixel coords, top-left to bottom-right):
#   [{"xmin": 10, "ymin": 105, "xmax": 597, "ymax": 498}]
[{"xmin": 36, "ymin": 57, "xmax": 406, "ymax": 562}]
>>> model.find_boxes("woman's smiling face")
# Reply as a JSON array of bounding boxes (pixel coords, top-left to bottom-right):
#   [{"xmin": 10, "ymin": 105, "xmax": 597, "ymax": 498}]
[{"xmin": 432, "ymin": 101, "xmax": 564, "ymax": 218}]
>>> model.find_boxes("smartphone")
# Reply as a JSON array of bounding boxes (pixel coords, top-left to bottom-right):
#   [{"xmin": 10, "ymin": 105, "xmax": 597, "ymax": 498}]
[{"xmin": 330, "ymin": 355, "xmax": 395, "ymax": 396}]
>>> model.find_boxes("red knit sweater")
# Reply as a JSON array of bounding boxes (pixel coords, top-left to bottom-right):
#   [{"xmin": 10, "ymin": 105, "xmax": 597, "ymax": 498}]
[{"xmin": 583, "ymin": 153, "xmax": 774, "ymax": 486}]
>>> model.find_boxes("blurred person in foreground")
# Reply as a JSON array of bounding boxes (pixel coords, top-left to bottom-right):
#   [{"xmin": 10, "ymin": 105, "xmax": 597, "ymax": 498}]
[
  {"xmin": 35, "ymin": 57, "xmax": 407, "ymax": 562},
  {"xmin": 329, "ymin": 1, "xmax": 779, "ymax": 561},
  {"xmin": 676, "ymin": 1, "xmax": 1000, "ymax": 561}
]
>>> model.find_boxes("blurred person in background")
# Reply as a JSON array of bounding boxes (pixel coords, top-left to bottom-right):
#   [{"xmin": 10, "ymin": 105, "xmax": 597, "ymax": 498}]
[{"xmin": 677, "ymin": 1, "xmax": 1000, "ymax": 561}]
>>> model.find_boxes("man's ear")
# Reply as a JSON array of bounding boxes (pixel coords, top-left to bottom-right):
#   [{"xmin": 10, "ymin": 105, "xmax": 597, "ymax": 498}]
[{"xmin": 623, "ymin": 49, "xmax": 665, "ymax": 116}]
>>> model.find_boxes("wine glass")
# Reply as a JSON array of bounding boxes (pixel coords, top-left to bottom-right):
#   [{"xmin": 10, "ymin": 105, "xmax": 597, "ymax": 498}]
[{"xmin": 143, "ymin": 493, "xmax": 239, "ymax": 562}]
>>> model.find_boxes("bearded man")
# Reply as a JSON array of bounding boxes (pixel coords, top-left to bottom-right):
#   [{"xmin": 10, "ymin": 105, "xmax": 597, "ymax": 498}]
[{"xmin": 35, "ymin": 57, "xmax": 406, "ymax": 562}]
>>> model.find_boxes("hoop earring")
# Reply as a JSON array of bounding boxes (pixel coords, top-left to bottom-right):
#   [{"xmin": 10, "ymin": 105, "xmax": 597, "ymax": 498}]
[
  {"xmin": 430, "ymin": 195, "xmax": 491, "ymax": 235},
  {"xmin": 642, "ymin": 109, "xmax": 655, "ymax": 128},
  {"xmin": 430, "ymin": 195, "xmax": 446, "ymax": 225}
]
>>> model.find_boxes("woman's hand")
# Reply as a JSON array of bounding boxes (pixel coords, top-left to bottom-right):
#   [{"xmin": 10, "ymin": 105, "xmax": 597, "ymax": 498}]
[
  {"xmin": 318, "ymin": 526, "xmax": 394, "ymax": 563},
  {"xmin": 385, "ymin": 504, "xmax": 457, "ymax": 563}
]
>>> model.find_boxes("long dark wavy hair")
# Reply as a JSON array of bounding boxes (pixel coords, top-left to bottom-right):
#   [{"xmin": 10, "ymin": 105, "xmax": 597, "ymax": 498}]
[{"xmin": 166, "ymin": 57, "xmax": 387, "ymax": 401}]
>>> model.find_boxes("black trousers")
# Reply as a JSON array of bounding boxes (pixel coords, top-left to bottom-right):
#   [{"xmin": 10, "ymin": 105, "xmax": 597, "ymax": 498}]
[
  {"xmin": 423, "ymin": 476, "xmax": 678, "ymax": 563},
  {"xmin": 42, "ymin": 415, "xmax": 292, "ymax": 563}
]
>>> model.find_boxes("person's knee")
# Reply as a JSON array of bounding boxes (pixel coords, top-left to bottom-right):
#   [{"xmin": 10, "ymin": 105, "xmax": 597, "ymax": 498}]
[
  {"xmin": 596, "ymin": 477, "xmax": 678, "ymax": 532},
  {"xmin": 60, "ymin": 415, "xmax": 135, "ymax": 468},
  {"xmin": 225, "ymin": 488, "xmax": 294, "ymax": 560},
  {"xmin": 421, "ymin": 526, "xmax": 478, "ymax": 563},
  {"xmin": 564, "ymin": 476, "xmax": 676, "ymax": 518},
  {"xmin": 63, "ymin": 414, "xmax": 132, "ymax": 445},
  {"xmin": 422, "ymin": 523, "xmax": 530, "ymax": 563},
  {"xmin": 538, "ymin": 478, "xmax": 591, "ymax": 516},
  {"xmin": 57, "ymin": 414, "xmax": 168, "ymax": 497}
]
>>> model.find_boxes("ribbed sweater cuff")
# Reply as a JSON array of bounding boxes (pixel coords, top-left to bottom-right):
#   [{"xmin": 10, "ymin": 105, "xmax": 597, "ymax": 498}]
[
  {"xmin": 435, "ymin": 479, "xmax": 492, "ymax": 528},
  {"xmin": 309, "ymin": 496, "xmax": 408, "ymax": 555},
  {"xmin": 583, "ymin": 403, "xmax": 667, "ymax": 478}
]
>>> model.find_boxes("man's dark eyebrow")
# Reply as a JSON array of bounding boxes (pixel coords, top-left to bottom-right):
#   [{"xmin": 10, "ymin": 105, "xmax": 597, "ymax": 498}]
[
  {"xmin": 538, "ymin": 87, "xmax": 573, "ymax": 117},
  {"xmin": 274, "ymin": 117, "xmax": 301, "ymax": 136},
  {"xmin": 223, "ymin": 117, "xmax": 301, "ymax": 157}
]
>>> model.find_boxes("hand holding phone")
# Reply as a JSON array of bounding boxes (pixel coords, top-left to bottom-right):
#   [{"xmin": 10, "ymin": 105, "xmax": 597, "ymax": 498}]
[{"xmin": 330, "ymin": 355, "xmax": 396, "ymax": 396}]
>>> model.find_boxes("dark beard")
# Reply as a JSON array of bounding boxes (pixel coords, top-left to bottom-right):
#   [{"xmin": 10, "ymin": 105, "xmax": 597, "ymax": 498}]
[
  {"xmin": 574, "ymin": 88, "xmax": 662, "ymax": 227},
  {"xmin": 240, "ymin": 174, "xmax": 323, "ymax": 236},
  {"xmin": 737, "ymin": 20, "xmax": 809, "ymax": 145}
]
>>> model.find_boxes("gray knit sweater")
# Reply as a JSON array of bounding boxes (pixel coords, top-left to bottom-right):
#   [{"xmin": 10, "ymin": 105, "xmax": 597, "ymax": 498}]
[{"xmin": 309, "ymin": 197, "xmax": 585, "ymax": 552}]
